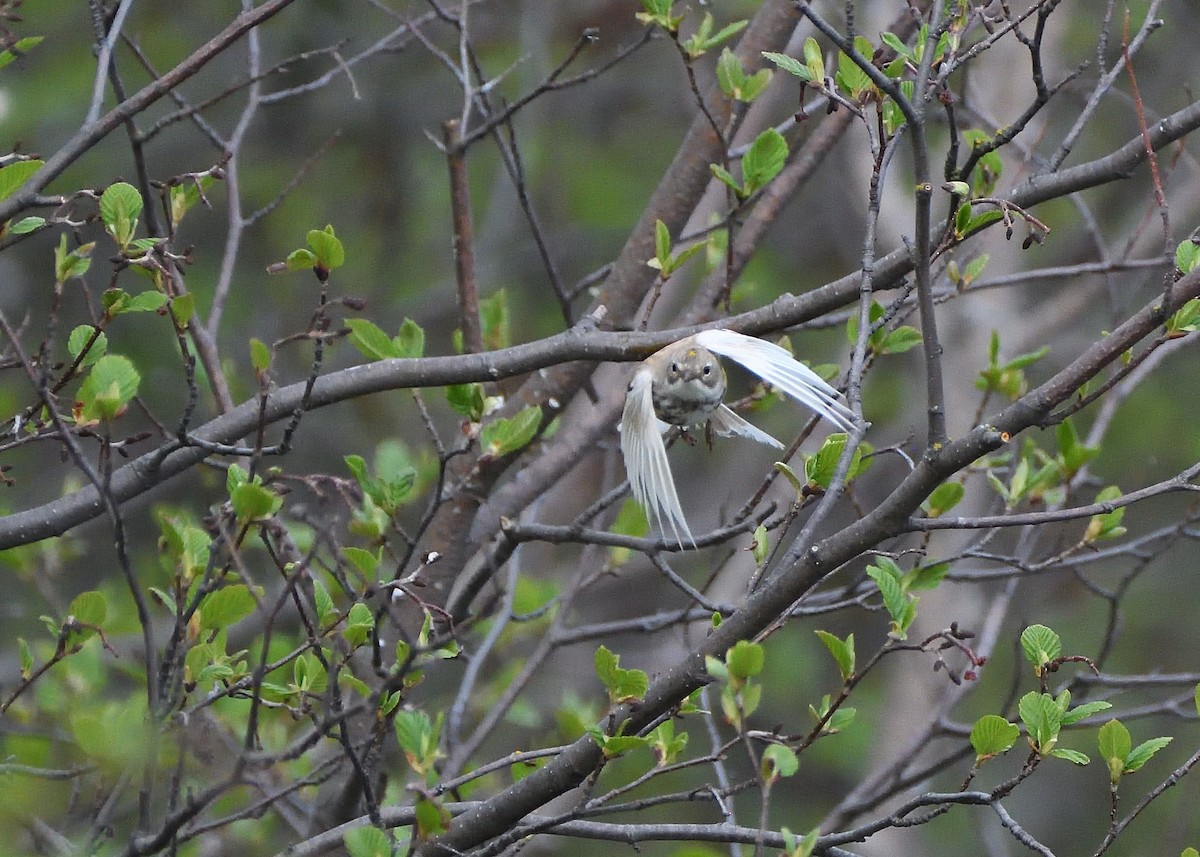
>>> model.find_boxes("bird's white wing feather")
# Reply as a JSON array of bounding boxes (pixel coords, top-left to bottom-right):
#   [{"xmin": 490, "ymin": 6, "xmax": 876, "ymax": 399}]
[
  {"xmin": 696, "ymin": 329, "xmax": 856, "ymax": 431},
  {"xmin": 620, "ymin": 368, "xmax": 694, "ymax": 547},
  {"xmin": 710, "ymin": 404, "xmax": 783, "ymax": 448}
]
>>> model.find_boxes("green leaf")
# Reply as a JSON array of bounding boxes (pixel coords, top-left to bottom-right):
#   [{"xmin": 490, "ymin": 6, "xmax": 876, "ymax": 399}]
[
  {"xmin": 99, "ymin": 182, "xmax": 143, "ymax": 249},
  {"xmin": 904, "ymin": 561, "xmax": 949, "ymax": 592},
  {"xmin": 1098, "ymin": 719, "xmax": 1131, "ymax": 782},
  {"xmin": 880, "ymin": 31, "xmax": 913, "ymax": 59},
  {"xmin": 608, "ymin": 498, "xmax": 649, "ymax": 566},
  {"xmin": 68, "ymin": 590, "xmax": 108, "ymax": 629},
  {"xmin": 342, "ymin": 602, "xmax": 374, "ymax": 647},
  {"xmin": 867, "ymin": 560, "xmax": 907, "ymax": 628},
  {"xmin": 307, "ymin": 225, "xmax": 345, "ymax": 270},
  {"xmin": 709, "ymin": 162, "xmax": 743, "ymax": 196},
  {"xmin": 802, "ymin": 36, "xmax": 824, "ymax": 80},
  {"xmin": 282, "ymin": 248, "xmax": 317, "ymax": 271},
  {"xmin": 414, "ymin": 795, "xmax": 451, "ymax": 838},
  {"xmin": 739, "ymin": 68, "xmax": 772, "ymax": 103},
  {"xmin": 1050, "ymin": 748, "xmax": 1091, "ymax": 765},
  {"xmin": 1176, "ymin": 239, "xmax": 1200, "ymax": 274},
  {"xmin": 199, "ymin": 585, "xmax": 257, "ymax": 631},
  {"xmin": 716, "ymin": 48, "xmax": 744, "ymax": 96},
  {"xmin": 16, "ymin": 637, "xmax": 33, "ymax": 679},
  {"xmin": 394, "ymin": 318, "xmax": 425, "ymax": 358},
  {"xmin": 231, "ymin": 480, "xmax": 282, "ymax": 522},
  {"xmin": 0, "ymin": 158, "xmax": 43, "ymax": 201},
  {"xmin": 347, "ymin": 318, "xmax": 401, "ymax": 361},
  {"xmin": 1084, "ymin": 485, "xmax": 1127, "ymax": 543},
  {"xmin": 1120, "ymin": 733, "xmax": 1171, "ymax": 779},
  {"xmin": 67, "ymin": 325, "xmax": 107, "ymax": 369},
  {"xmin": 923, "ymin": 481, "xmax": 964, "ymax": 517},
  {"xmin": 1018, "ymin": 691, "xmax": 1062, "ymax": 755},
  {"xmin": 726, "ymin": 640, "xmax": 764, "ymax": 680},
  {"xmin": 835, "ymin": 39, "xmax": 873, "ymax": 99},
  {"xmin": 342, "ymin": 546, "xmax": 381, "ymax": 578},
  {"xmin": 479, "ymin": 289, "xmax": 510, "ymax": 350},
  {"xmin": 1057, "ymin": 417, "xmax": 1100, "ymax": 476},
  {"xmin": 445, "ymin": 382, "xmax": 485, "ymax": 420},
  {"xmin": 343, "ymin": 825, "xmax": 393, "ymax": 857},
  {"xmin": 395, "ymin": 708, "xmax": 443, "ymax": 776},
  {"xmin": 8, "ymin": 215, "xmax": 46, "ymax": 234},
  {"xmin": 55, "ymin": 235, "xmax": 94, "ymax": 282},
  {"xmin": 594, "ymin": 645, "xmax": 649, "ymax": 704},
  {"xmin": 804, "ymin": 433, "xmax": 869, "ymax": 489},
  {"xmin": 168, "ymin": 176, "xmax": 214, "ymax": 227},
  {"xmin": 647, "ymin": 720, "xmax": 688, "ymax": 766},
  {"xmin": 1061, "ymin": 699, "xmax": 1112, "ymax": 726},
  {"xmin": 761, "ymin": 744, "xmax": 799, "ymax": 781},
  {"xmin": 761, "ymin": 50, "xmax": 813, "ymax": 82},
  {"xmin": 970, "ymin": 714, "xmax": 1019, "ymax": 760},
  {"xmin": 170, "ymin": 293, "xmax": 195, "ymax": 327},
  {"xmin": 75, "ymin": 354, "xmax": 140, "ymax": 423},
  {"xmin": 878, "ymin": 325, "xmax": 924, "ymax": 355},
  {"xmin": 814, "ymin": 630, "xmax": 855, "ymax": 680},
  {"xmin": 0, "ymin": 35, "xmax": 44, "ymax": 72},
  {"xmin": 741, "ymin": 128, "xmax": 787, "ymax": 196},
  {"xmin": 121, "ymin": 291, "xmax": 168, "ymax": 313},
  {"xmin": 312, "ymin": 578, "xmax": 336, "ymax": 627},
  {"xmin": 750, "ymin": 523, "xmax": 769, "ymax": 565},
  {"xmin": 1020, "ymin": 624, "xmax": 1061, "ymax": 675},
  {"xmin": 480, "ymin": 406, "xmax": 542, "ymax": 457},
  {"xmin": 1166, "ymin": 297, "xmax": 1200, "ymax": 337},
  {"xmin": 250, "ymin": 338, "xmax": 271, "ymax": 372}
]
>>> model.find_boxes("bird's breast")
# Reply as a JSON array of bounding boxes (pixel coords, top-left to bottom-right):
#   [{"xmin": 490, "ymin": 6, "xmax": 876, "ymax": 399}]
[{"xmin": 652, "ymin": 376, "xmax": 723, "ymax": 427}]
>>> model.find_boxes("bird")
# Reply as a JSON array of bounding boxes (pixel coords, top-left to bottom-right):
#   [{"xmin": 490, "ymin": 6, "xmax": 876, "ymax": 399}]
[{"xmin": 620, "ymin": 328, "xmax": 856, "ymax": 547}]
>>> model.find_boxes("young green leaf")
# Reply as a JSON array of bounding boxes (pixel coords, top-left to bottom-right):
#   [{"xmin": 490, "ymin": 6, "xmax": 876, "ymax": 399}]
[
  {"xmin": 1083, "ymin": 485, "xmax": 1127, "ymax": 543},
  {"xmin": 100, "ymin": 182, "xmax": 143, "ymax": 250},
  {"xmin": 1020, "ymin": 624, "xmax": 1061, "ymax": 675},
  {"xmin": 1018, "ymin": 691, "xmax": 1062, "ymax": 755},
  {"xmin": 741, "ymin": 128, "xmax": 787, "ymax": 196},
  {"xmin": 1175, "ymin": 239, "xmax": 1200, "ymax": 274},
  {"xmin": 249, "ymin": 338, "xmax": 271, "ymax": 372},
  {"xmin": 231, "ymin": 480, "xmax": 282, "ymax": 522},
  {"xmin": 761, "ymin": 743, "xmax": 799, "ymax": 782},
  {"xmin": 0, "ymin": 158, "xmax": 44, "ymax": 201},
  {"xmin": 307, "ymin": 225, "xmax": 345, "ymax": 270},
  {"xmin": 68, "ymin": 590, "xmax": 108, "ymax": 629},
  {"xmin": 726, "ymin": 640, "xmax": 765, "ymax": 680},
  {"xmin": 343, "ymin": 825, "xmax": 393, "ymax": 857},
  {"xmin": 970, "ymin": 714, "xmax": 1019, "ymax": 760},
  {"xmin": 343, "ymin": 602, "xmax": 375, "ymax": 647},
  {"xmin": 761, "ymin": 50, "xmax": 813, "ymax": 82},
  {"xmin": 395, "ymin": 708, "xmax": 444, "ymax": 776},
  {"xmin": 346, "ymin": 318, "xmax": 400, "ymax": 361},
  {"xmin": 922, "ymin": 481, "xmax": 964, "ymax": 517},
  {"xmin": 75, "ymin": 354, "xmax": 140, "ymax": 423},
  {"xmin": 480, "ymin": 405, "xmax": 542, "ymax": 457},
  {"xmin": 199, "ymin": 585, "xmax": 257, "ymax": 631},
  {"xmin": 55, "ymin": 234, "xmax": 94, "ymax": 283},
  {"xmin": 594, "ymin": 645, "xmax": 649, "ymax": 704},
  {"xmin": 0, "ymin": 35, "xmax": 44, "ymax": 72},
  {"xmin": 647, "ymin": 719, "xmax": 689, "ymax": 766},
  {"xmin": 67, "ymin": 325, "xmax": 108, "ymax": 370},
  {"xmin": 814, "ymin": 630, "xmax": 855, "ymax": 680}
]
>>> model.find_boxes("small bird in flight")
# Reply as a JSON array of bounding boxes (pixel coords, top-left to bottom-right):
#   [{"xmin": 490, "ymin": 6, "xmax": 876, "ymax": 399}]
[{"xmin": 620, "ymin": 329, "xmax": 856, "ymax": 547}]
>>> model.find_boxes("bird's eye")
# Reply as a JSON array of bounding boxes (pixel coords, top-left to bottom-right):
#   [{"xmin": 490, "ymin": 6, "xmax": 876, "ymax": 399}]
[
  {"xmin": 669, "ymin": 361, "xmax": 679, "ymax": 374},
  {"xmin": 702, "ymin": 364, "xmax": 713, "ymax": 376}
]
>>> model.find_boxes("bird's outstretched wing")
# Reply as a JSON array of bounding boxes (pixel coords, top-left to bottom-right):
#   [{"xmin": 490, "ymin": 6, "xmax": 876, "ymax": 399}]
[
  {"xmin": 620, "ymin": 368, "xmax": 694, "ymax": 548},
  {"xmin": 695, "ymin": 329, "xmax": 856, "ymax": 431},
  {"xmin": 709, "ymin": 404, "xmax": 784, "ymax": 448}
]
